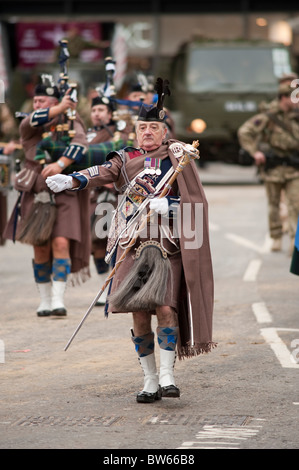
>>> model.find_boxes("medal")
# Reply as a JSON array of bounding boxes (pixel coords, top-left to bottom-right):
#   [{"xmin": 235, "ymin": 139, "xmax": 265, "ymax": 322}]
[
  {"xmin": 144, "ymin": 157, "xmax": 162, "ymax": 176},
  {"xmin": 151, "ymin": 159, "xmax": 156, "ymax": 174},
  {"xmin": 154, "ymin": 158, "xmax": 162, "ymax": 175},
  {"xmin": 144, "ymin": 157, "xmax": 151, "ymax": 174}
]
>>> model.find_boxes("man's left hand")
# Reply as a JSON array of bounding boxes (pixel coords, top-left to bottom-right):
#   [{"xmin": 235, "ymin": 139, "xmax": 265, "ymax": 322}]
[{"xmin": 149, "ymin": 197, "xmax": 168, "ymax": 215}]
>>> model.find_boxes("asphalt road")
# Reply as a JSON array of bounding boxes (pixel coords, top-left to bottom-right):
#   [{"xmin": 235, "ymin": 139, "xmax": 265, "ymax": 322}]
[{"xmin": 1, "ymin": 163, "xmax": 298, "ymax": 454}]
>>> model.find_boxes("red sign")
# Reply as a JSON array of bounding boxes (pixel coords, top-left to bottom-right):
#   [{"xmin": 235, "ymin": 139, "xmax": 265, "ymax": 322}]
[{"xmin": 16, "ymin": 22, "xmax": 103, "ymax": 68}]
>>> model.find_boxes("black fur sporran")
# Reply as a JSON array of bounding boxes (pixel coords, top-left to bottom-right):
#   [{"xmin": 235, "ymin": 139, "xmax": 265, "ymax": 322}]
[{"xmin": 108, "ymin": 242, "xmax": 171, "ymax": 311}]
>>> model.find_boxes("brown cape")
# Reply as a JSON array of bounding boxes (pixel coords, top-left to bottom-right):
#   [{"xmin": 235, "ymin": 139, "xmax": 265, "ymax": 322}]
[
  {"xmin": 140, "ymin": 140, "xmax": 215, "ymax": 358},
  {"xmin": 168, "ymin": 142, "xmax": 215, "ymax": 358}
]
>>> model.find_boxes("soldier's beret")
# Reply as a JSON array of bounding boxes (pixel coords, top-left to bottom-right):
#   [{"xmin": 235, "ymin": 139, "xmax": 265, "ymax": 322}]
[
  {"xmin": 34, "ymin": 84, "xmax": 60, "ymax": 99},
  {"xmin": 91, "ymin": 95, "xmax": 115, "ymax": 111}
]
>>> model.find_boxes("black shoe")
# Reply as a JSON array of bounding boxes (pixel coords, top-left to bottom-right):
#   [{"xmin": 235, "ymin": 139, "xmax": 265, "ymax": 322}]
[
  {"xmin": 136, "ymin": 387, "xmax": 162, "ymax": 403},
  {"xmin": 51, "ymin": 308, "xmax": 67, "ymax": 317},
  {"xmin": 161, "ymin": 385, "xmax": 180, "ymax": 398},
  {"xmin": 37, "ymin": 310, "xmax": 51, "ymax": 317}
]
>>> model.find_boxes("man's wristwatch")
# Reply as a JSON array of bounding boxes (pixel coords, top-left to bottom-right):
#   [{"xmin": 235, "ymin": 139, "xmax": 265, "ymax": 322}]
[{"xmin": 57, "ymin": 159, "xmax": 65, "ymax": 169}]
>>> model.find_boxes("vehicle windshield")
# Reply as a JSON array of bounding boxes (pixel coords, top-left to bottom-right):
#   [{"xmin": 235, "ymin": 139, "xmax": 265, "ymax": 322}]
[{"xmin": 187, "ymin": 47, "xmax": 292, "ymax": 91}]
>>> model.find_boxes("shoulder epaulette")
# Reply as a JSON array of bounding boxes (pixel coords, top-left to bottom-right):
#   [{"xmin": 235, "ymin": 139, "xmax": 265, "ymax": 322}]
[
  {"xmin": 62, "ymin": 143, "xmax": 87, "ymax": 163},
  {"xmin": 30, "ymin": 108, "xmax": 50, "ymax": 127}
]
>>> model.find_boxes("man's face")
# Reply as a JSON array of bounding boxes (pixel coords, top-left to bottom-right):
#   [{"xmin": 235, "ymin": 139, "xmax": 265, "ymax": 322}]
[
  {"xmin": 135, "ymin": 120, "xmax": 167, "ymax": 151},
  {"xmin": 128, "ymin": 91, "xmax": 146, "ymax": 111},
  {"xmin": 91, "ymin": 104, "xmax": 112, "ymax": 127},
  {"xmin": 281, "ymin": 95, "xmax": 299, "ymax": 111},
  {"xmin": 33, "ymin": 95, "xmax": 57, "ymax": 110}
]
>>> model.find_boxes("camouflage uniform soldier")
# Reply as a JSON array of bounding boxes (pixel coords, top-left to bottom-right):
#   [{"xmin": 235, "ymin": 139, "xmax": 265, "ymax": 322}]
[
  {"xmin": 238, "ymin": 83, "xmax": 299, "ymax": 253},
  {"xmin": 258, "ymin": 73, "xmax": 299, "ymax": 236}
]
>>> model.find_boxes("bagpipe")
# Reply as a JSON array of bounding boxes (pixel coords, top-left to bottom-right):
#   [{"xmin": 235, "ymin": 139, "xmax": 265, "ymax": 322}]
[
  {"xmin": 33, "ymin": 40, "xmax": 86, "ymax": 169},
  {"xmin": 35, "ymin": 54, "xmax": 143, "ymax": 174},
  {"xmin": 110, "ymin": 71, "xmax": 156, "ymax": 140},
  {"xmin": 55, "ymin": 38, "xmax": 78, "ymax": 141},
  {"xmin": 33, "ymin": 57, "xmax": 162, "ymax": 173},
  {"xmin": 94, "ymin": 58, "xmax": 147, "ymax": 144},
  {"xmin": 35, "ymin": 137, "xmax": 128, "ymax": 173},
  {"xmin": 13, "ymin": 40, "xmax": 81, "ymax": 246}
]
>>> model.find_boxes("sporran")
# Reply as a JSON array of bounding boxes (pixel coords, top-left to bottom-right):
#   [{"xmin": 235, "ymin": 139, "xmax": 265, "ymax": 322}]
[
  {"xmin": 108, "ymin": 240, "xmax": 172, "ymax": 311},
  {"xmin": 16, "ymin": 190, "xmax": 56, "ymax": 246}
]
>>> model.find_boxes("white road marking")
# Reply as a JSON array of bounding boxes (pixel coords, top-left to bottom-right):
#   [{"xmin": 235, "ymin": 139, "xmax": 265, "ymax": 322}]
[
  {"xmin": 260, "ymin": 328, "xmax": 299, "ymax": 369},
  {"xmin": 213, "ymin": 225, "xmax": 299, "ymax": 371},
  {"xmin": 243, "ymin": 259, "xmax": 262, "ymax": 281},
  {"xmin": 178, "ymin": 425, "xmax": 260, "ymax": 449},
  {"xmin": 225, "ymin": 232, "xmax": 263, "ymax": 253},
  {"xmin": 252, "ymin": 302, "xmax": 272, "ymax": 323},
  {"xmin": 225, "ymin": 232, "xmax": 271, "ymax": 253}
]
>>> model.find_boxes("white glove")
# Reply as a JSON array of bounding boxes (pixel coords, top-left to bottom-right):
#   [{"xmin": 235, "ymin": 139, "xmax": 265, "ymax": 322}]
[
  {"xmin": 46, "ymin": 174, "xmax": 73, "ymax": 193},
  {"xmin": 149, "ymin": 197, "xmax": 168, "ymax": 215}
]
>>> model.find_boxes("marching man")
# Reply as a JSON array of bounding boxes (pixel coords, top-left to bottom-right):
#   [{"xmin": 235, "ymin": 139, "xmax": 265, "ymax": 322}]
[
  {"xmin": 4, "ymin": 75, "xmax": 90, "ymax": 317},
  {"xmin": 46, "ymin": 78, "xmax": 215, "ymax": 403}
]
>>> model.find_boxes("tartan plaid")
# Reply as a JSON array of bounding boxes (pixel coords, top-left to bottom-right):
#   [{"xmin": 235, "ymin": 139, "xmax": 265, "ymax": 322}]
[{"xmin": 35, "ymin": 137, "xmax": 130, "ymax": 173}]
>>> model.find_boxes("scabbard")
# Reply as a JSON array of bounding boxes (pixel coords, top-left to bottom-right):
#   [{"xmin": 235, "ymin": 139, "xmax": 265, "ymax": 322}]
[{"xmin": 12, "ymin": 191, "xmax": 22, "ymax": 243}]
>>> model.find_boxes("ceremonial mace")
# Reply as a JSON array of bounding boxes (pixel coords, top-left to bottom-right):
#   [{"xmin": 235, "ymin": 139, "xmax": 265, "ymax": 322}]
[{"xmin": 64, "ymin": 141, "xmax": 200, "ymax": 351}]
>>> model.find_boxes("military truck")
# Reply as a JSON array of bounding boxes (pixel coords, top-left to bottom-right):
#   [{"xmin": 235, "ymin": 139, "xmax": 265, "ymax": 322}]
[{"xmin": 167, "ymin": 39, "xmax": 296, "ymax": 163}]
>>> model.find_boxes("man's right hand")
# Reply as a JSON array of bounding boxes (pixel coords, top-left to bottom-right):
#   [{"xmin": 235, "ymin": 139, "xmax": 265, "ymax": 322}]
[
  {"xmin": 46, "ymin": 174, "xmax": 73, "ymax": 192},
  {"xmin": 253, "ymin": 151, "xmax": 266, "ymax": 166},
  {"xmin": 48, "ymin": 89, "xmax": 76, "ymax": 120}
]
